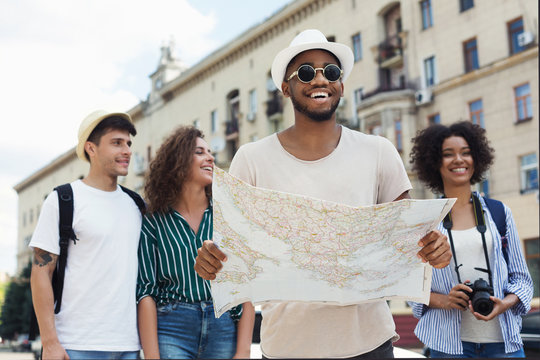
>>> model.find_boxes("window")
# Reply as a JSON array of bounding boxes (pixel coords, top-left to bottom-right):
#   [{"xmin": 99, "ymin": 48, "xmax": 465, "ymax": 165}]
[
  {"xmin": 469, "ymin": 99, "xmax": 484, "ymax": 128},
  {"xmin": 210, "ymin": 110, "xmax": 218, "ymax": 134},
  {"xmin": 23, "ymin": 212, "xmax": 26, "ymax": 227},
  {"xmin": 147, "ymin": 145, "xmax": 152, "ymax": 164},
  {"xmin": 480, "ymin": 179, "xmax": 489, "ymax": 197},
  {"xmin": 368, "ymin": 122, "xmax": 382, "ymax": 136},
  {"xmin": 394, "ymin": 119, "xmax": 403, "ymax": 152},
  {"xmin": 508, "ymin": 17, "xmax": 525, "ymax": 55},
  {"xmin": 420, "ymin": 0, "xmax": 433, "ymax": 29},
  {"xmin": 352, "ymin": 33, "xmax": 362, "ymax": 61},
  {"xmin": 193, "ymin": 119, "xmax": 200, "ymax": 129},
  {"xmin": 459, "ymin": 0, "xmax": 474, "ymax": 12},
  {"xmin": 428, "ymin": 113, "xmax": 440, "ymax": 125},
  {"xmin": 424, "ymin": 56, "xmax": 436, "ymax": 87},
  {"xmin": 514, "ymin": 83, "xmax": 532, "ymax": 122},
  {"xmin": 353, "ymin": 88, "xmax": 363, "ymax": 105},
  {"xmin": 520, "ymin": 153, "xmax": 538, "ymax": 193},
  {"xmin": 249, "ymin": 89, "xmax": 257, "ymax": 118},
  {"xmin": 463, "ymin": 38, "xmax": 479, "ymax": 72},
  {"xmin": 524, "ymin": 238, "xmax": 540, "ymax": 297}
]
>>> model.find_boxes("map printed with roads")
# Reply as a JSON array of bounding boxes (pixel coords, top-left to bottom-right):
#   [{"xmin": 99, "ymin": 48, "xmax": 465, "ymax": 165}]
[{"xmin": 211, "ymin": 167, "xmax": 455, "ymax": 317}]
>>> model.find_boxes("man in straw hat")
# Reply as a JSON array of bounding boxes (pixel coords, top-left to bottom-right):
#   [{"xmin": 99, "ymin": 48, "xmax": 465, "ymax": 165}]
[
  {"xmin": 30, "ymin": 110, "xmax": 142, "ymax": 359},
  {"xmin": 195, "ymin": 29, "xmax": 452, "ymax": 358}
]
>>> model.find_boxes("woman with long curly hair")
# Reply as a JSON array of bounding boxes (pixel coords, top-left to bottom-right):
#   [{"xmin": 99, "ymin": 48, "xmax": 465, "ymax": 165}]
[
  {"xmin": 409, "ymin": 121, "xmax": 532, "ymax": 358},
  {"xmin": 136, "ymin": 126, "xmax": 254, "ymax": 359}
]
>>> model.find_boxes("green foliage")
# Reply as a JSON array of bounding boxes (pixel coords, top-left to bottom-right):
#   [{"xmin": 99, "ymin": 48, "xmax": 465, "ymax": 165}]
[
  {"xmin": 0, "ymin": 262, "xmax": 32, "ymax": 340},
  {"xmin": 0, "ymin": 279, "xmax": 7, "ymax": 331},
  {"xmin": 0, "ymin": 281, "xmax": 6, "ymax": 300}
]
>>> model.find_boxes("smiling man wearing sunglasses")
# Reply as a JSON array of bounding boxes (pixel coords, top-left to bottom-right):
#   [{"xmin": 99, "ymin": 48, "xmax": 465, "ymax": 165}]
[{"xmin": 195, "ymin": 29, "xmax": 451, "ymax": 359}]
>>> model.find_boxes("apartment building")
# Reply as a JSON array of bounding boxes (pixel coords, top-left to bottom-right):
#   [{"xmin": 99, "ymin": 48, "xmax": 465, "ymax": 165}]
[{"xmin": 14, "ymin": 0, "xmax": 538, "ymax": 320}]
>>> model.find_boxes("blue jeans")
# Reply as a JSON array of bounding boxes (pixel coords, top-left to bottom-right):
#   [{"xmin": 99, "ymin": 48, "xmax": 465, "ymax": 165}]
[
  {"xmin": 157, "ymin": 300, "xmax": 237, "ymax": 359},
  {"xmin": 430, "ymin": 341, "xmax": 525, "ymax": 358},
  {"xmin": 66, "ymin": 350, "xmax": 139, "ymax": 359}
]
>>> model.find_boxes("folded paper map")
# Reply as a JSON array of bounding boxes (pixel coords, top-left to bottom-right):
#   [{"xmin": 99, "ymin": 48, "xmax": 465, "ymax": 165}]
[{"xmin": 211, "ymin": 167, "xmax": 455, "ymax": 317}]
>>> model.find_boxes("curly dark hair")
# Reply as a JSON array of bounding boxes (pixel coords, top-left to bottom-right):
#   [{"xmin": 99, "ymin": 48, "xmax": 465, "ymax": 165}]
[
  {"xmin": 144, "ymin": 126, "xmax": 210, "ymax": 214},
  {"xmin": 410, "ymin": 121, "xmax": 494, "ymax": 194}
]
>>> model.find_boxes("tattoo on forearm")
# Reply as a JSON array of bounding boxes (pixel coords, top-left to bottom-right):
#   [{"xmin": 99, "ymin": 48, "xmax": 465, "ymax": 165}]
[{"xmin": 33, "ymin": 249, "xmax": 57, "ymax": 267}]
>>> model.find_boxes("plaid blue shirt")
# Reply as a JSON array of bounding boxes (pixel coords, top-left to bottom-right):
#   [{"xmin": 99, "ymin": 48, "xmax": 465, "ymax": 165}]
[{"xmin": 410, "ymin": 193, "xmax": 533, "ymax": 355}]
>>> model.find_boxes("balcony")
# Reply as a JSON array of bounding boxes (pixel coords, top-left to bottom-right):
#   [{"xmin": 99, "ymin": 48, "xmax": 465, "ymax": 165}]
[
  {"xmin": 362, "ymin": 83, "xmax": 409, "ymax": 101},
  {"xmin": 377, "ymin": 34, "xmax": 403, "ymax": 68},
  {"xmin": 266, "ymin": 91, "xmax": 283, "ymax": 122},
  {"xmin": 357, "ymin": 85, "xmax": 415, "ymax": 111},
  {"xmin": 225, "ymin": 119, "xmax": 239, "ymax": 140}
]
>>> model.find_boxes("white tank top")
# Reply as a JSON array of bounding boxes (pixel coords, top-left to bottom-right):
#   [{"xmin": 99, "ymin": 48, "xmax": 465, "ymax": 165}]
[{"xmin": 450, "ymin": 226, "xmax": 504, "ymax": 343}]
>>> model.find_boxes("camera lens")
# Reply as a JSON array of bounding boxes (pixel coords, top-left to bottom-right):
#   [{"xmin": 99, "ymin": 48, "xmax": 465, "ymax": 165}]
[
  {"xmin": 474, "ymin": 299, "xmax": 493, "ymax": 315},
  {"xmin": 471, "ymin": 278, "xmax": 494, "ymax": 316},
  {"xmin": 472, "ymin": 293, "xmax": 494, "ymax": 316}
]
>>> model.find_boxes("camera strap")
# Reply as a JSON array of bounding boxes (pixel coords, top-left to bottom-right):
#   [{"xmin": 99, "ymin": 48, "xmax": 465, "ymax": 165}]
[{"xmin": 443, "ymin": 193, "xmax": 493, "ymax": 287}]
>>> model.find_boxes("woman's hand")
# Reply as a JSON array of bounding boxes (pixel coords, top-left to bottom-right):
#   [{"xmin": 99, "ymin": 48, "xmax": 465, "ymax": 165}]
[
  {"xmin": 470, "ymin": 293, "xmax": 519, "ymax": 321},
  {"xmin": 445, "ymin": 283, "xmax": 473, "ymax": 311},
  {"xmin": 233, "ymin": 349, "xmax": 251, "ymax": 359},
  {"xmin": 429, "ymin": 283, "xmax": 472, "ymax": 310}
]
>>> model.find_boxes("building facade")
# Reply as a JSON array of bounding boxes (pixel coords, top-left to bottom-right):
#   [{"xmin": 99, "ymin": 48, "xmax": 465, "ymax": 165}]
[{"xmin": 14, "ymin": 0, "xmax": 538, "ymax": 308}]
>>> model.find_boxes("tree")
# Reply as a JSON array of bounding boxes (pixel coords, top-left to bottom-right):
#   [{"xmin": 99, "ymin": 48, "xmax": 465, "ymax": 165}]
[{"xmin": 0, "ymin": 262, "xmax": 32, "ymax": 340}]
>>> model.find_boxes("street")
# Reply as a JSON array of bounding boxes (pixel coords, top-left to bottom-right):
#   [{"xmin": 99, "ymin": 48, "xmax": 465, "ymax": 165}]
[{"xmin": 0, "ymin": 349, "xmax": 33, "ymax": 360}]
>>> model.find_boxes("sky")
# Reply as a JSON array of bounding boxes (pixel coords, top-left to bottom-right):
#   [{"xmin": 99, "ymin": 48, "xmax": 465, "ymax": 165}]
[{"xmin": 0, "ymin": 0, "xmax": 293, "ymax": 276}]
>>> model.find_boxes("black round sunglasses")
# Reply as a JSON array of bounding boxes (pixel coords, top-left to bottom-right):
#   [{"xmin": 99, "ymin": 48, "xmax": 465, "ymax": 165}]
[{"xmin": 287, "ymin": 64, "xmax": 343, "ymax": 83}]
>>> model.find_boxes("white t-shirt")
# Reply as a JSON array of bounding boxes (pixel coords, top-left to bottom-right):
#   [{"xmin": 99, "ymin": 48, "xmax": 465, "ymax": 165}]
[
  {"xmin": 29, "ymin": 180, "xmax": 142, "ymax": 351},
  {"xmin": 229, "ymin": 126, "xmax": 412, "ymax": 358},
  {"xmin": 450, "ymin": 226, "xmax": 504, "ymax": 343}
]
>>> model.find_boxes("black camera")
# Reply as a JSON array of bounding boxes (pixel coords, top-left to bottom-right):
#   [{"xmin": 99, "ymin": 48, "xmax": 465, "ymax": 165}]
[{"xmin": 461, "ymin": 278, "xmax": 494, "ymax": 316}]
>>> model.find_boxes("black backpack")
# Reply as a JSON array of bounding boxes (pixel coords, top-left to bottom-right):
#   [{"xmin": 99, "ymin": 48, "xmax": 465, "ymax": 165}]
[
  {"xmin": 29, "ymin": 183, "xmax": 145, "ymax": 339},
  {"xmin": 483, "ymin": 197, "xmax": 509, "ymax": 264}
]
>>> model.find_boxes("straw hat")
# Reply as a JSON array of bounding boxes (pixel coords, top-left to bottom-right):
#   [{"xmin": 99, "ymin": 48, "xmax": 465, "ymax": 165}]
[
  {"xmin": 76, "ymin": 109, "xmax": 132, "ymax": 161},
  {"xmin": 271, "ymin": 29, "xmax": 354, "ymax": 91}
]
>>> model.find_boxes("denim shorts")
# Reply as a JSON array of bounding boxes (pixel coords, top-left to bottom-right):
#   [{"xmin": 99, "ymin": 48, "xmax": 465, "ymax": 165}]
[
  {"xmin": 429, "ymin": 341, "xmax": 525, "ymax": 358},
  {"xmin": 157, "ymin": 300, "xmax": 236, "ymax": 359},
  {"xmin": 65, "ymin": 350, "xmax": 139, "ymax": 359}
]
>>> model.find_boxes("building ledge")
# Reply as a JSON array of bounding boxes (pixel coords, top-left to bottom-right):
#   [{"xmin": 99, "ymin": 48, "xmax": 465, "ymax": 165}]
[
  {"xmin": 357, "ymin": 88, "xmax": 415, "ymax": 111},
  {"xmin": 380, "ymin": 54, "xmax": 403, "ymax": 68},
  {"xmin": 434, "ymin": 47, "xmax": 538, "ymax": 95}
]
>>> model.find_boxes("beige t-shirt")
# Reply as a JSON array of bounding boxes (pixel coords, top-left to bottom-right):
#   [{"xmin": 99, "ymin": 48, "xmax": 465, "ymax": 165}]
[{"xmin": 229, "ymin": 126, "xmax": 412, "ymax": 358}]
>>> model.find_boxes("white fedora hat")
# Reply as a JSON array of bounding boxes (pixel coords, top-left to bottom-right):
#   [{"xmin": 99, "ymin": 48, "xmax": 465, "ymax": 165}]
[
  {"xmin": 271, "ymin": 29, "xmax": 354, "ymax": 92},
  {"xmin": 76, "ymin": 109, "xmax": 132, "ymax": 162}
]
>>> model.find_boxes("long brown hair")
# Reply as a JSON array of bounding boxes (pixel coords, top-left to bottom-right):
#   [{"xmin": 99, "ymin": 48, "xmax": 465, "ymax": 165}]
[{"xmin": 144, "ymin": 126, "xmax": 210, "ymax": 214}]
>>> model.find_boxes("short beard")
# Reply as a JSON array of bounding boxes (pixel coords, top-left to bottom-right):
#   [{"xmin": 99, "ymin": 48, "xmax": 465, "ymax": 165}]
[{"xmin": 290, "ymin": 95, "xmax": 339, "ymax": 122}]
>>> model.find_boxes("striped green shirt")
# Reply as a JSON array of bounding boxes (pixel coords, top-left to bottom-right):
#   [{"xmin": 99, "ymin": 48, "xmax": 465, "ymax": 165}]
[{"xmin": 136, "ymin": 205, "xmax": 242, "ymax": 320}]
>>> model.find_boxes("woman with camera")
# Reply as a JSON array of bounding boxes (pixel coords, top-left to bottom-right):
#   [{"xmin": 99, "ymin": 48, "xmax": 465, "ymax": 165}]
[
  {"xmin": 136, "ymin": 126, "xmax": 254, "ymax": 359},
  {"xmin": 409, "ymin": 121, "xmax": 532, "ymax": 358}
]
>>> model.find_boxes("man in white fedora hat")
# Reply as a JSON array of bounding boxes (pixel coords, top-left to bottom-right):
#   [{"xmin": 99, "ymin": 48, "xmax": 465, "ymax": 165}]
[
  {"xmin": 195, "ymin": 29, "xmax": 451, "ymax": 358},
  {"xmin": 30, "ymin": 110, "xmax": 144, "ymax": 359}
]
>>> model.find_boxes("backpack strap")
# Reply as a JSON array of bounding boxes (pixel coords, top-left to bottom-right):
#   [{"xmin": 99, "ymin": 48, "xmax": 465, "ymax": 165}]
[
  {"xmin": 483, "ymin": 197, "xmax": 509, "ymax": 264},
  {"xmin": 52, "ymin": 183, "xmax": 78, "ymax": 314},
  {"xmin": 120, "ymin": 185, "xmax": 146, "ymax": 215}
]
